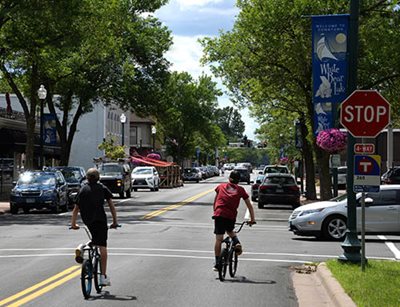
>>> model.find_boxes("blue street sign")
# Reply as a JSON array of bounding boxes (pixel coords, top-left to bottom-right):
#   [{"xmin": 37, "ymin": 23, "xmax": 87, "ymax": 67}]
[{"xmin": 353, "ymin": 155, "xmax": 381, "ymax": 193}]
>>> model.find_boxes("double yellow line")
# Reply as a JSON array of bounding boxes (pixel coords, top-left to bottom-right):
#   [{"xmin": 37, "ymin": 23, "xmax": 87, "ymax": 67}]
[
  {"xmin": 0, "ymin": 265, "xmax": 80, "ymax": 306},
  {"xmin": 142, "ymin": 188, "xmax": 214, "ymax": 220}
]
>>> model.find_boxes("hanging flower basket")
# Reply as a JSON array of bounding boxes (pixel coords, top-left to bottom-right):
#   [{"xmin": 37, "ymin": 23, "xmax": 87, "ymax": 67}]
[
  {"xmin": 316, "ymin": 128, "xmax": 347, "ymax": 153},
  {"xmin": 147, "ymin": 153, "xmax": 161, "ymax": 160},
  {"xmin": 279, "ymin": 157, "xmax": 289, "ymax": 164}
]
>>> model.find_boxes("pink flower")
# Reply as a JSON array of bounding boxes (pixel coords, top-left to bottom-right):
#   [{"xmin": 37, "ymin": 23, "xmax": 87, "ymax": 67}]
[{"xmin": 316, "ymin": 129, "xmax": 347, "ymax": 153}]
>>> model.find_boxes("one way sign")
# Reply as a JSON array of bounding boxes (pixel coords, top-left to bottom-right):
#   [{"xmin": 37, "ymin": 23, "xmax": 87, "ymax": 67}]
[{"xmin": 353, "ymin": 155, "xmax": 381, "ymax": 193}]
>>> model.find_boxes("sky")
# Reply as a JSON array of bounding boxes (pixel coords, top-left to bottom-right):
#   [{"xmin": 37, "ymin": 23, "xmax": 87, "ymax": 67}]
[{"xmin": 155, "ymin": 0, "xmax": 258, "ymax": 140}]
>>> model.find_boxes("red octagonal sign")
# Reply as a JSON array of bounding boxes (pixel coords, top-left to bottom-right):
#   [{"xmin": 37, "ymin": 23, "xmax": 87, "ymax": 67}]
[{"xmin": 340, "ymin": 90, "xmax": 391, "ymax": 138}]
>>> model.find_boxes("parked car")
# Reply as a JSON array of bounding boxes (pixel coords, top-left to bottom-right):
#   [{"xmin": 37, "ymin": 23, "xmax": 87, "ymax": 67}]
[
  {"xmin": 237, "ymin": 162, "xmax": 252, "ymax": 173},
  {"xmin": 251, "ymin": 174, "xmax": 265, "ymax": 201},
  {"xmin": 258, "ymin": 173, "xmax": 300, "ymax": 209},
  {"xmin": 131, "ymin": 166, "xmax": 160, "ymax": 191},
  {"xmin": 337, "ymin": 166, "xmax": 347, "ymax": 188},
  {"xmin": 223, "ymin": 163, "xmax": 235, "ymax": 170},
  {"xmin": 183, "ymin": 168, "xmax": 202, "ymax": 183},
  {"xmin": 10, "ymin": 171, "xmax": 69, "ymax": 214},
  {"xmin": 233, "ymin": 167, "xmax": 251, "ymax": 184},
  {"xmin": 98, "ymin": 162, "xmax": 132, "ymax": 198},
  {"xmin": 46, "ymin": 166, "xmax": 86, "ymax": 207},
  {"xmin": 289, "ymin": 185, "xmax": 400, "ymax": 240},
  {"xmin": 381, "ymin": 166, "xmax": 400, "ymax": 184},
  {"xmin": 263, "ymin": 165, "xmax": 290, "ymax": 175}
]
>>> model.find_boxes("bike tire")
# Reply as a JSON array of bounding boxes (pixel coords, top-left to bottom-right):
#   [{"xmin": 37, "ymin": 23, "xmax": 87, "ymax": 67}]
[
  {"xmin": 81, "ymin": 259, "xmax": 93, "ymax": 299},
  {"xmin": 93, "ymin": 255, "xmax": 103, "ymax": 293},
  {"xmin": 218, "ymin": 248, "xmax": 228, "ymax": 281},
  {"xmin": 229, "ymin": 249, "xmax": 238, "ymax": 277}
]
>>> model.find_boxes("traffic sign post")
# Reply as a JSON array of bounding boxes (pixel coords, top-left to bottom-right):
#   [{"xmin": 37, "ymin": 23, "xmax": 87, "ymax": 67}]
[{"xmin": 354, "ymin": 143, "xmax": 375, "ymax": 154}]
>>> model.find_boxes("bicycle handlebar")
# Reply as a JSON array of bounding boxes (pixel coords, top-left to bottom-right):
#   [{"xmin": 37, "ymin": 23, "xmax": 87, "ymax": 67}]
[{"xmin": 234, "ymin": 220, "xmax": 256, "ymax": 233}]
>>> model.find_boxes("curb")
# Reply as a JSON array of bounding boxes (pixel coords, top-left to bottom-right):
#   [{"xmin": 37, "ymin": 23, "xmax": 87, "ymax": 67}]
[{"xmin": 316, "ymin": 263, "xmax": 356, "ymax": 307}]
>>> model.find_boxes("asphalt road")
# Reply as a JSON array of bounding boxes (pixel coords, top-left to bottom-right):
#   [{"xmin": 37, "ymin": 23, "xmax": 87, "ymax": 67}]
[{"xmin": 1, "ymin": 173, "xmax": 399, "ymax": 307}]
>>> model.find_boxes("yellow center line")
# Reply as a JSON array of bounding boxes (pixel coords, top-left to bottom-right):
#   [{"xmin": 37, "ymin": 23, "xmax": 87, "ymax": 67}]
[
  {"xmin": 142, "ymin": 189, "xmax": 214, "ymax": 220},
  {"xmin": 0, "ymin": 265, "xmax": 80, "ymax": 307}
]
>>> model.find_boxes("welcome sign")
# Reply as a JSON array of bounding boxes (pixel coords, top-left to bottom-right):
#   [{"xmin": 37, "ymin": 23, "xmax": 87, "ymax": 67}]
[{"xmin": 312, "ymin": 15, "xmax": 349, "ymax": 135}]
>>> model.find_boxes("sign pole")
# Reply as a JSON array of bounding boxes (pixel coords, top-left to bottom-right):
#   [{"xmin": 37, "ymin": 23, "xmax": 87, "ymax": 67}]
[
  {"xmin": 361, "ymin": 191, "xmax": 366, "ymax": 271},
  {"xmin": 339, "ymin": 0, "xmax": 361, "ymax": 263}
]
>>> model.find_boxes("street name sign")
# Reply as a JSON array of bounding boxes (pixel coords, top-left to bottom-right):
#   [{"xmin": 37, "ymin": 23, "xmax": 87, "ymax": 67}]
[
  {"xmin": 354, "ymin": 143, "xmax": 375, "ymax": 154},
  {"xmin": 340, "ymin": 90, "xmax": 390, "ymax": 138},
  {"xmin": 353, "ymin": 154, "xmax": 381, "ymax": 192}
]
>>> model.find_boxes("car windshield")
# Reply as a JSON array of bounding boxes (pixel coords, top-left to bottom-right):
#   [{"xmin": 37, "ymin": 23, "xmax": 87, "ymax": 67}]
[
  {"xmin": 264, "ymin": 176, "xmax": 294, "ymax": 184},
  {"xmin": 99, "ymin": 164, "xmax": 122, "ymax": 175},
  {"xmin": 132, "ymin": 168, "xmax": 152, "ymax": 175},
  {"xmin": 265, "ymin": 167, "xmax": 288, "ymax": 173},
  {"xmin": 17, "ymin": 173, "xmax": 56, "ymax": 187},
  {"xmin": 51, "ymin": 169, "xmax": 82, "ymax": 183}
]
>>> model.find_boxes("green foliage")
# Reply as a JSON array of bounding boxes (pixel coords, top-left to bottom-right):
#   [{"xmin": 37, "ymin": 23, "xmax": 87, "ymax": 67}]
[
  {"xmin": 223, "ymin": 147, "xmax": 269, "ymax": 166},
  {"xmin": 98, "ymin": 136, "xmax": 126, "ymax": 160},
  {"xmin": 326, "ymin": 259, "xmax": 400, "ymax": 307},
  {"xmin": 214, "ymin": 106, "xmax": 245, "ymax": 141},
  {"xmin": 157, "ymin": 72, "xmax": 226, "ymax": 163}
]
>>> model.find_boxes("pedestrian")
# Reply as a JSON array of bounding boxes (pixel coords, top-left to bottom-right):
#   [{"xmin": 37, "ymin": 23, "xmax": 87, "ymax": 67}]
[
  {"xmin": 70, "ymin": 168, "xmax": 118, "ymax": 286},
  {"xmin": 212, "ymin": 170, "xmax": 256, "ymax": 270}
]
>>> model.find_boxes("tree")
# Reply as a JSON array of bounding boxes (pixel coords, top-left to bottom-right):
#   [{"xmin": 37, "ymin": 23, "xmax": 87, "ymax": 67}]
[
  {"xmin": 214, "ymin": 106, "xmax": 245, "ymax": 141},
  {"xmin": 98, "ymin": 136, "xmax": 126, "ymax": 161},
  {"xmin": 157, "ymin": 72, "xmax": 225, "ymax": 164},
  {"xmin": 202, "ymin": 0, "xmax": 400, "ymax": 200}
]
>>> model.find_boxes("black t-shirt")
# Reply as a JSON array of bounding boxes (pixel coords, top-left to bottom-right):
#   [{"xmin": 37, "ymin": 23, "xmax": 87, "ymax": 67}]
[{"xmin": 76, "ymin": 182, "xmax": 113, "ymax": 225}]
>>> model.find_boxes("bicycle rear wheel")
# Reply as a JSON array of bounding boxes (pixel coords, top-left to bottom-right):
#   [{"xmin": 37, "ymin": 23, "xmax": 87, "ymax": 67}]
[
  {"xmin": 93, "ymin": 255, "xmax": 103, "ymax": 293},
  {"xmin": 229, "ymin": 249, "xmax": 238, "ymax": 277},
  {"xmin": 81, "ymin": 259, "xmax": 93, "ymax": 299},
  {"xmin": 218, "ymin": 248, "xmax": 228, "ymax": 281}
]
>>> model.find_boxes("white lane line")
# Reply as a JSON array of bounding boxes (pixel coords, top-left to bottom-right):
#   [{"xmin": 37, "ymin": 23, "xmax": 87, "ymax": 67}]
[
  {"xmin": 0, "ymin": 248, "xmax": 395, "ymax": 261},
  {"xmin": 377, "ymin": 235, "xmax": 400, "ymax": 259}
]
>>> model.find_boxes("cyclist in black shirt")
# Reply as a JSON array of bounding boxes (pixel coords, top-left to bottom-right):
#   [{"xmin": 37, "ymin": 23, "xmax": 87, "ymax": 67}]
[{"xmin": 70, "ymin": 168, "xmax": 118, "ymax": 286}]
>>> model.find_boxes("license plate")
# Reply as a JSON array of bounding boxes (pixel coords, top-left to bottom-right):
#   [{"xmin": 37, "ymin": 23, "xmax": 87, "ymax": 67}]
[
  {"xmin": 26, "ymin": 198, "xmax": 35, "ymax": 203},
  {"xmin": 276, "ymin": 188, "xmax": 283, "ymax": 193}
]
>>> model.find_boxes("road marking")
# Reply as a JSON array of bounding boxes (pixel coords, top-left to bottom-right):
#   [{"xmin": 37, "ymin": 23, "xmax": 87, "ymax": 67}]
[
  {"xmin": 377, "ymin": 235, "xmax": 400, "ymax": 259},
  {"xmin": 0, "ymin": 265, "xmax": 80, "ymax": 306},
  {"xmin": 141, "ymin": 189, "xmax": 214, "ymax": 219}
]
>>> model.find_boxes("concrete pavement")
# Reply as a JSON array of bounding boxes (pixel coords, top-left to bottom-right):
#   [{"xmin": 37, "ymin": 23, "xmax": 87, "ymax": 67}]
[{"xmin": 0, "ymin": 201, "xmax": 9, "ymax": 214}]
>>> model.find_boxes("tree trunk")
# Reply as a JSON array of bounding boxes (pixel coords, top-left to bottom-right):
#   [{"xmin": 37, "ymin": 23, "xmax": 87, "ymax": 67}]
[
  {"xmin": 25, "ymin": 116, "xmax": 36, "ymax": 169},
  {"xmin": 316, "ymin": 147, "xmax": 332, "ymax": 200},
  {"xmin": 300, "ymin": 117, "xmax": 317, "ymax": 200}
]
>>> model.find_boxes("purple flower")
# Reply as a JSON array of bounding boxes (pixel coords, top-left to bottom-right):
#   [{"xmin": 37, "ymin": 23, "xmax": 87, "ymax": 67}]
[{"xmin": 316, "ymin": 129, "xmax": 347, "ymax": 153}]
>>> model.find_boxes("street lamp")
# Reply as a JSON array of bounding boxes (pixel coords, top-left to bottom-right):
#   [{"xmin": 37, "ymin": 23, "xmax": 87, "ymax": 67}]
[
  {"xmin": 37, "ymin": 85, "xmax": 47, "ymax": 169},
  {"xmin": 120, "ymin": 113, "xmax": 126, "ymax": 146},
  {"xmin": 151, "ymin": 126, "xmax": 157, "ymax": 149}
]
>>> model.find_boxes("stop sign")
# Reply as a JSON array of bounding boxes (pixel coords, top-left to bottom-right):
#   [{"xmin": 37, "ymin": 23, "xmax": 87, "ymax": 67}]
[{"xmin": 340, "ymin": 90, "xmax": 391, "ymax": 137}]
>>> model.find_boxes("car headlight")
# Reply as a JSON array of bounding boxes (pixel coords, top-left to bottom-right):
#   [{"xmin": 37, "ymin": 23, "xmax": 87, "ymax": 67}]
[
  {"xmin": 43, "ymin": 189, "xmax": 55, "ymax": 196},
  {"xmin": 11, "ymin": 190, "xmax": 21, "ymax": 196},
  {"xmin": 116, "ymin": 180, "xmax": 122, "ymax": 186},
  {"xmin": 299, "ymin": 208, "xmax": 324, "ymax": 216},
  {"xmin": 147, "ymin": 177, "xmax": 154, "ymax": 182}
]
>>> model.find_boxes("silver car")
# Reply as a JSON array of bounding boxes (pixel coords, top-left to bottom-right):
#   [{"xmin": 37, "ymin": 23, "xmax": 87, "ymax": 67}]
[{"xmin": 289, "ymin": 185, "xmax": 400, "ymax": 240}]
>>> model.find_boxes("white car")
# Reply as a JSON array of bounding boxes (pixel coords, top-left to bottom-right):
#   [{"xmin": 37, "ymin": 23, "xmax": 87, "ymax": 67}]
[
  {"xmin": 262, "ymin": 165, "xmax": 290, "ymax": 174},
  {"xmin": 131, "ymin": 166, "xmax": 160, "ymax": 191},
  {"xmin": 289, "ymin": 185, "xmax": 400, "ymax": 240}
]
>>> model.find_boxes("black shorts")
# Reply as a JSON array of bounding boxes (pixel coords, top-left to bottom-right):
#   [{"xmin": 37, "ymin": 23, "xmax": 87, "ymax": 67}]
[
  {"xmin": 87, "ymin": 221, "xmax": 108, "ymax": 247},
  {"xmin": 214, "ymin": 216, "xmax": 235, "ymax": 235}
]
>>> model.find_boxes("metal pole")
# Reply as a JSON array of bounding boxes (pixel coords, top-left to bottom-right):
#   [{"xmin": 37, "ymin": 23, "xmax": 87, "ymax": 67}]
[
  {"xmin": 40, "ymin": 98, "xmax": 44, "ymax": 169},
  {"xmin": 339, "ymin": 0, "xmax": 361, "ymax": 263},
  {"xmin": 387, "ymin": 124, "xmax": 393, "ymax": 171},
  {"xmin": 121, "ymin": 122, "xmax": 125, "ymax": 146},
  {"xmin": 153, "ymin": 134, "xmax": 155, "ymax": 149},
  {"xmin": 361, "ymin": 191, "xmax": 366, "ymax": 271}
]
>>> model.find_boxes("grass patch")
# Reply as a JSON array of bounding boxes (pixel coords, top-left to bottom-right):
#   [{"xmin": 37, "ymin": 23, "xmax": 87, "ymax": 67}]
[{"xmin": 326, "ymin": 259, "xmax": 400, "ymax": 307}]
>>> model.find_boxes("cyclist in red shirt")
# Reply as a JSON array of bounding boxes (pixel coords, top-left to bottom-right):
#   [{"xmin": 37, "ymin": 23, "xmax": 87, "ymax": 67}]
[{"xmin": 213, "ymin": 170, "xmax": 256, "ymax": 270}]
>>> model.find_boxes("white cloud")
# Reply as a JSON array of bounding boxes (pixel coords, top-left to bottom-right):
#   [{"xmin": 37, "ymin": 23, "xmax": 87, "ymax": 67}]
[{"xmin": 176, "ymin": 0, "xmax": 224, "ymax": 9}]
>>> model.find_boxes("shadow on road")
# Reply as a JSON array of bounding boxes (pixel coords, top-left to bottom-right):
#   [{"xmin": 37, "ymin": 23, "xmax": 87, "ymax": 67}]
[
  {"xmin": 89, "ymin": 291, "xmax": 137, "ymax": 301},
  {"xmin": 217, "ymin": 276, "xmax": 276, "ymax": 284}
]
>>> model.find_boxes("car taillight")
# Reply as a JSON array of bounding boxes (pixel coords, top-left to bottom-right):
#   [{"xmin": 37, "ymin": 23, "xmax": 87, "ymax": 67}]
[
  {"xmin": 252, "ymin": 184, "xmax": 259, "ymax": 189},
  {"xmin": 288, "ymin": 185, "xmax": 299, "ymax": 191},
  {"xmin": 259, "ymin": 185, "xmax": 274, "ymax": 191}
]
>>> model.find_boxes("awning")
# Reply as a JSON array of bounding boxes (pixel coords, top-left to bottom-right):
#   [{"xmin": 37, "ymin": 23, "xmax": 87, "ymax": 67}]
[{"xmin": 130, "ymin": 155, "xmax": 174, "ymax": 167}]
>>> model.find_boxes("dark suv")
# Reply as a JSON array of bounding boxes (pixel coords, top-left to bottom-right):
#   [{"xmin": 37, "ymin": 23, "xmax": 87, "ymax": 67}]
[
  {"xmin": 233, "ymin": 167, "xmax": 251, "ymax": 184},
  {"xmin": 381, "ymin": 166, "xmax": 400, "ymax": 184},
  {"xmin": 98, "ymin": 162, "xmax": 132, "ymax": 198}
]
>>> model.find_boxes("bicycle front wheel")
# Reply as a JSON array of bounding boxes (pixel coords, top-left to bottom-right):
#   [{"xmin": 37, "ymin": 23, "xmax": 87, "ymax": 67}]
[
  {"xmin": 81, "ymin": 259, "xmax": 93, "ymax": 299},
  {"xmin": 93, "ymin": 255, "xmax": 103, "ymax": 293},
  {"xmin": 229, "ymin": 249, "xmax": 238, "ymax": 277},
  {"xmin": 218, "ymin": 248, "xmax": 228, "ymax": 281}
]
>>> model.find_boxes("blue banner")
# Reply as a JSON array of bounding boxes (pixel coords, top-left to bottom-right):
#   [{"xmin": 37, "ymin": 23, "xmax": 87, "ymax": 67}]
[
  {"xmin": 312, "ymin": 15, "xmax": 349, "ymax": 135},
  {"xmin": 43, "ymin": 113, "xmax": 58, "ymax": 145}
]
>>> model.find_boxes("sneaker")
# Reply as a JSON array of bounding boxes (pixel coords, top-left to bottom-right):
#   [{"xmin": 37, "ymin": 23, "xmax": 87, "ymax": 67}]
[
  {"xmin": 99, "ymin": 275, "xmax": 111, "ymax": 286},
  {"xmin": 213, "ymin": 264, "xmax": 219, "ymax": 271},
  {"xmin": 234, "ymin": 243, "xmax": 243, "ymax": 256},
  {"xmin": 74, "ymin": 244, "xmax": 84, "ymax": 263}
]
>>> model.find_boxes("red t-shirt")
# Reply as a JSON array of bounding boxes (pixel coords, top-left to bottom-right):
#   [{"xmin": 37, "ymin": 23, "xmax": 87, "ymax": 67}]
[{"xmin": 213, "ymin": 183, "xmax": 249, "ymax": 220}]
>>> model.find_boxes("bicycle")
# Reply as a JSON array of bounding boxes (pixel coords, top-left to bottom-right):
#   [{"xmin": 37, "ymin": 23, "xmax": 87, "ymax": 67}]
[
  {"xmin": 218, "ymin": 221, "xmax": 254, "ymax": 281},
  {"xmin": 70, "ymin": 224, "xmax": 120, "ymax": 299}
]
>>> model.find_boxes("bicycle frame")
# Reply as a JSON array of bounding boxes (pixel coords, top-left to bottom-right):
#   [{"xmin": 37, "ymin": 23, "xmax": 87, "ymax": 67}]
[{"xmin": 218, "ymin": 221, "xmax": 248, "ymax": 281}]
